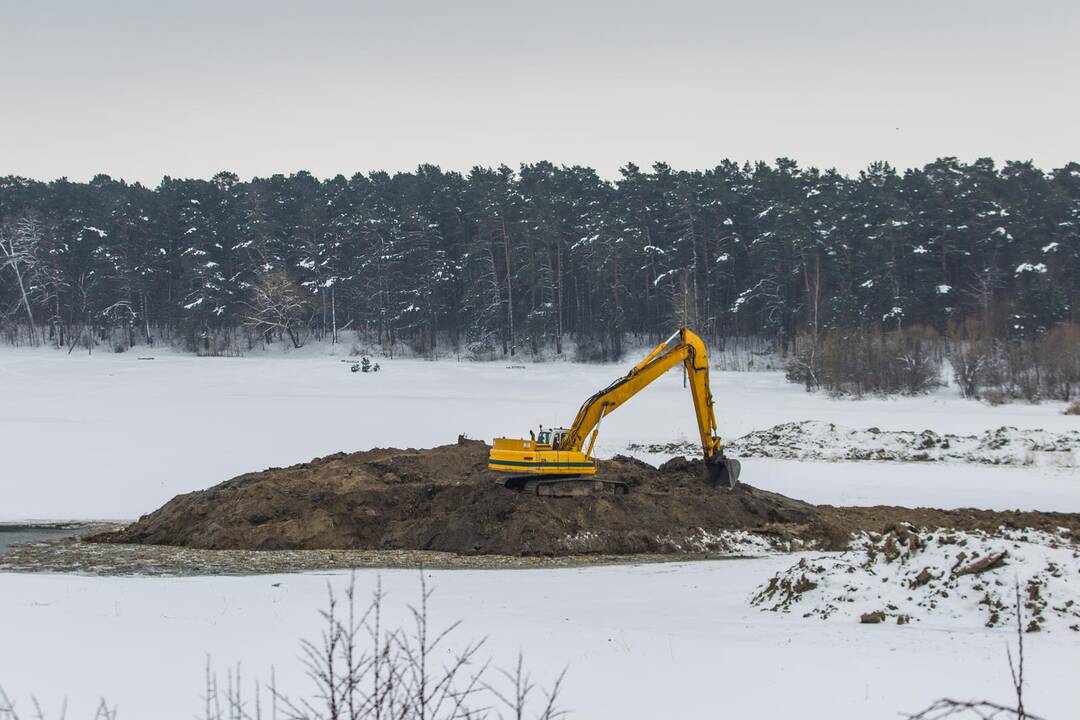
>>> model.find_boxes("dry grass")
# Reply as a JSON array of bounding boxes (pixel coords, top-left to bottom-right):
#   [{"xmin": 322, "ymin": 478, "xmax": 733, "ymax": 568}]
[{"xmin": 1064, "ymin": 401, "xmax": 1080, "ymax": 416}]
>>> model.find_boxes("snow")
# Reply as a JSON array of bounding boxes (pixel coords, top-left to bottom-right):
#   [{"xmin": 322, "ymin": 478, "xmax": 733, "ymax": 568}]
[
  {"xmin": 728, "ymin": 421, "xmax": 1079, "ymax": 468},
  {"xmin": 2, "ymin": 563, "xmax": 1078, "ymax": 719},
  {"xmin": 753, "ymin": 527, "xmax": 1080, "ymax": 632},
  {"xmin": 936, "ymin": 284, "xmax": 952, "ymax": 294},
  {"xmin": 2, "ymin": 351, "xmax": 1079, "ymax": 718},
  {"xmin": 653, "ymin": 268, "xmax": 678, "ymax": 287},
  {"xmin": 1015, "ymin": 262, "xmax": 1048, "ymax": 275}
]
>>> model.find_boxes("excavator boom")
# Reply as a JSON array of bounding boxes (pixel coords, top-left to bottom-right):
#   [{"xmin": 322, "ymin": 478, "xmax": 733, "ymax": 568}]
[{"xmin": 488, "ymin": 327, "xmax": 740, "ymax": 490}]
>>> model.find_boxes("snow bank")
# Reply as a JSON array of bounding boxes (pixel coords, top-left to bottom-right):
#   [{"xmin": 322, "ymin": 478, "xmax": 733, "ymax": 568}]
[
  {"xmin": 751, "ymin": 525, "xmax": 1080, "ymax": 632},
  {"xmin": 632, "ymin": 421, "xmax": 1080, "ymax": 468}
]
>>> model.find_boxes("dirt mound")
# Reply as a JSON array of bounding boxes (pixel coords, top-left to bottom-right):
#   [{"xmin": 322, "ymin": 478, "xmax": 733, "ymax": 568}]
[
  {"xmin": 92, "ymin": 439, "xmax": 1080, "ymax": 557},
  {"xmin": 92, "ymin": 439, "xmax": 816, "ymax": 556}
]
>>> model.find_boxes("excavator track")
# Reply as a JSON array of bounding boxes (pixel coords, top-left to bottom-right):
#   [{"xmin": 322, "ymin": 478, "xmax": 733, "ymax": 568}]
[{"xmin": 500, "ymin": 475, "xmax": 629, "ymax": 497}]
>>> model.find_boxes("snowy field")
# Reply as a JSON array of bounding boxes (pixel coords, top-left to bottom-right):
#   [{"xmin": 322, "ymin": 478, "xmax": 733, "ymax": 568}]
[
  {"xmin": 1, "ymin": 347, "xmax": 1077, "ymax": 522},
  {"xmin": 5, "ymin": 563, "xmax": 1080, "ymax": 719},
  {"xmin": 2, "ymin": 348, "xmax": 1079, "ymax": 718}
]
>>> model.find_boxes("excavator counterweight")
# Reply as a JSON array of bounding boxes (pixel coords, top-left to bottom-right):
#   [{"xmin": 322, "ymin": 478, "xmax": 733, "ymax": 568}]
[{"xmin": 489, "ymin": 327, "xmax": 741, "ymax": 494}]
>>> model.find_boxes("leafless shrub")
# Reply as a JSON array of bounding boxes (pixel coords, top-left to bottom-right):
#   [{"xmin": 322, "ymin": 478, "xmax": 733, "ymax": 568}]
[
  {"xmin": 1039, "ymin": 323, "xmax": 1080, "ymax": 402},
  {"xmin": 3, "ymin": 575, "xmax": 567, "ymax": 720},
  {"xmin": 203, "ymin": 572, "xmax": 567, "ymax": 720},
  {"xmin": 0, "ymin": 685, "xmax": 116, "ymax": 720},
  {"xmin": 948, "ymin": 318, "xmax": 993, "ymax": 399},
  {"xmin": 1064, "ymin": 400, "xmax": 1080, "ymax": 416},
  {"xmin": 788, "ymin": 325, "xmax": 943, "ymax": 396},
  {"xmin": 949, "ymin": 322, "xmax": 1080, "ymax": 403},
  {"xmin": 907, "ymin": 584, "xmax": 1042, "ymax": 720}
]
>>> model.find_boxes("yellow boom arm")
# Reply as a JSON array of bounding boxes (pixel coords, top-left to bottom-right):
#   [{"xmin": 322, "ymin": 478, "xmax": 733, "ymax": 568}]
[{"xmin": 562, "ymin": 327, "xmax": 723, "ymax": 461}]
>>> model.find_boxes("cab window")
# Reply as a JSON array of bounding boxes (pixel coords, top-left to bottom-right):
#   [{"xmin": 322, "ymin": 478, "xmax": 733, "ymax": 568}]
[{"xmin": 537, "ymin": 430, "xmax": 551, "ymax": 445}]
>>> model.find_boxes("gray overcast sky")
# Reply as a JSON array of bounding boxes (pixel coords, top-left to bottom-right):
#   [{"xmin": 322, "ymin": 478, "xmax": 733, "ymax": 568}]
[{"xmin": 1, "ymin": 0, "xmax": 1077, "ymax": 184}]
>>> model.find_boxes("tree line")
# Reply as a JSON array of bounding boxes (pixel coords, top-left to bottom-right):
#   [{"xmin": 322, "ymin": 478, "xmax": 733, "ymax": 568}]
[{"xmin": 1, "ymin": 158, "xmax": 1077, "ymax": 363}]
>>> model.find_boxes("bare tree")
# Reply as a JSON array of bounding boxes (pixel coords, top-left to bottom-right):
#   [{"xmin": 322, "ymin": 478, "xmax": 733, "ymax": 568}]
[
  {"xmin": 0, "ymin": 216, "xmax": 43, "ymax": 345},
  {"xmin": 242, "ymin": 272, "xmax": 312, "ymax": 349}
]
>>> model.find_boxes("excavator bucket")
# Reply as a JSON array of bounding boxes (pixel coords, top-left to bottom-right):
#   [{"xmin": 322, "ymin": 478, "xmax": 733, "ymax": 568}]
[{"xmin": 706, "ymin": 456, "xmax": 741, "ymax": 489}]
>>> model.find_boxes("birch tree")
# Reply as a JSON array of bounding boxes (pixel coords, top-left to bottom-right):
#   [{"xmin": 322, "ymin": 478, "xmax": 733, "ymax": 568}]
[{"xmin": 0, "ymin": 216, "xmax": 43, "ymax": 345}]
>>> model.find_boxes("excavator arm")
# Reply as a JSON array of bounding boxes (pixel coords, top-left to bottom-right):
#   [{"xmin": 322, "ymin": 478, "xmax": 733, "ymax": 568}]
[{"xmin": 559, "ymin": 327, "xmax": 738, "ymax": 487}]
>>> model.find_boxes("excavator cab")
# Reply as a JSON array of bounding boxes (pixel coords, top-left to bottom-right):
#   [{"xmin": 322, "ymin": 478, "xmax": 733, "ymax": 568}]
[{"xmin": 535, "ymin": 427, "xmax": 568, "ymax": 450}]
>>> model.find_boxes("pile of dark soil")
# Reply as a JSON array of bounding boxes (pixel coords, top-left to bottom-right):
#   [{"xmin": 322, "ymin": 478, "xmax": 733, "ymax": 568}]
[
  {"xmin": 91, "ymin": 439, "xmax": 815, "ymax": 555},
  {"xmin": 91, "ymin": 439, "xmax": 1080, "ymax": 556}
]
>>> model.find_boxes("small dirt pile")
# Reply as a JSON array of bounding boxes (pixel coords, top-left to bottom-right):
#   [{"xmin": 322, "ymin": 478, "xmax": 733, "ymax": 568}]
[
  {"xmin": 92, "ymin": 439, "xmax": 816, "ymax": 556},
  {"xmin": 752, "ymin": 525, "xmax": 1080, "ymax": 632}
]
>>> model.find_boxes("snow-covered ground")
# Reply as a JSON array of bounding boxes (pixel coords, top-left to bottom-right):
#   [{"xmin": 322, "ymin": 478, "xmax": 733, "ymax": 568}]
[
  {"xmin": 2, "ymin": 348, "xmax": 1079, "ymax": 719},
  {"xmin": 1, "ymin": 348, "xmax": 1076, "ymax": 521},
  {"xmin": 5, "ymin": 564, "xmax": 1080, "ymax": 720},
  {"xmin": 753, "ymin": 526, "xmax": 1080, "ymax": 632}
]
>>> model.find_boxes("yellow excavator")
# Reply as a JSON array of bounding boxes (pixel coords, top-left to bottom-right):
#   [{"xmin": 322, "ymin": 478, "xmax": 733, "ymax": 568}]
[{"xmin": 489, "ymin": 327, "xmax": 741, "ymax": 496}]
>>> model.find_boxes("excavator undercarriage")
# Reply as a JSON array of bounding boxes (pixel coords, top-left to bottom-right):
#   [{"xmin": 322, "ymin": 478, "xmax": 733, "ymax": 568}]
[{"xmin": 499, "ymin": 475, "xmax": 630, "ymax": 497}]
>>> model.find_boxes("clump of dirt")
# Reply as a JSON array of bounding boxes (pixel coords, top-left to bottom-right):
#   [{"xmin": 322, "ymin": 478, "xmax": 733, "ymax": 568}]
[{"xmin": 91, "ymin": 439, "xmax": 816, "ymax": 556}]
